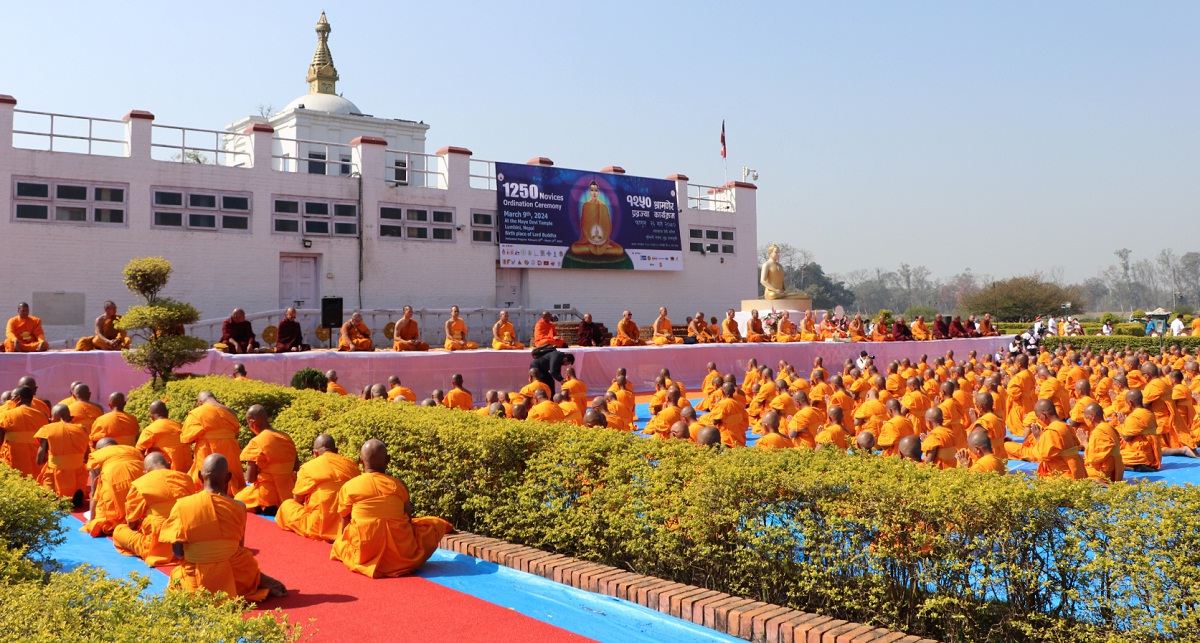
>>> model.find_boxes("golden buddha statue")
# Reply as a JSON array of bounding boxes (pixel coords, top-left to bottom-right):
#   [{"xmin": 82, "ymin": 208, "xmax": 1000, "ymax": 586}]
[{"xmin": 760, "ymin": 244, "xmax": 808, "ymax": 300}]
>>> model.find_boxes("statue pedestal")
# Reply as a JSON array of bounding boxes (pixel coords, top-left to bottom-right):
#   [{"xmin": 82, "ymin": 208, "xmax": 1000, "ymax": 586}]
[{"xmin": 740, "ymin": 298, "xmax": 812, "ymax": 313}]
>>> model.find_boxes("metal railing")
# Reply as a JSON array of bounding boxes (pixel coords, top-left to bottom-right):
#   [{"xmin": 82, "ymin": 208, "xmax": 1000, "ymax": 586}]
[
  {"xmin": 469, "ymin": 158, "xmax": 497, "ymax": 191},
  {"xmin": 384, "ymin": 150, "xmax": 447, "ymax": 189},
  {"xmin": 687, "ymin": 183, "xmax": 736, "ymax": 212},
  {"xmin": 272, "ymin": 136, "xmax": 357, "ymax": 175},
  {"xmin": 150, "ymin": 124, "xmax": 251, "ymax": 167},
  {"xmin": 11, "ymin": 109, "xmax": 126, "ymax": 156}
]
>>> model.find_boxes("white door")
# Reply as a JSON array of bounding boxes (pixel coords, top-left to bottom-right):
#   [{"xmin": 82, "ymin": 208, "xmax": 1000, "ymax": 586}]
[
  {"xmin": 279, "ymin": 255, "xmax": 319, "ymax": 309},
  {"xmin": 494, "ymin": 268, "xmax": 524, "ymax": 308}
]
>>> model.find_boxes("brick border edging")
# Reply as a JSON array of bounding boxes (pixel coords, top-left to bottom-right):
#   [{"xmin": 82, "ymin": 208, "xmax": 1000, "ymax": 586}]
[{"xmin": 438, "ymin": 532, "xmax": 938, "ymax": 643}]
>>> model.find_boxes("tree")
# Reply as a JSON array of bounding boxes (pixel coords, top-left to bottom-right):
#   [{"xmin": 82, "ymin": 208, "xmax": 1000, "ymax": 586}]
[
  {"xmin": 756, "ymin": 244, "xmax": 854, "ymax": 309},
  {"xmin": 116, "ymin": 258, "xmax": 208, "ymax": 386},
  {"xmin": 962, "ymin": 275, "xmax": 1087, "ymax": 322}
]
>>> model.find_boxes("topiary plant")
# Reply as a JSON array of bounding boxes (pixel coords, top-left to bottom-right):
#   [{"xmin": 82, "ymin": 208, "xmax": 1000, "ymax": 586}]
[
  {"xmin": 116, "ymin": 257, "xmax": 208, "ymax": 387},
  {"xmin": 290, "ymin": 367, "xmax": 329, "ymax": 392}
]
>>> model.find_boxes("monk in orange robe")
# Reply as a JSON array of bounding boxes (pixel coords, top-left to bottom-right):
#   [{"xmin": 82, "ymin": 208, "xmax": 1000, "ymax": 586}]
[
  {"xmin": 816, "ymin": 407, "xmax": 851, "ymax": 450},
  {"xmin": 443, "ymin": 306, "xmax": 479, "ymax": 350},
  {"xmin": 233, "ymin": 405, "xmax": 297, "ymax": 515},
  {"xmin": 159, "ymin": 453, "xmax": 287, "ymax": 601},
  {"xmin": 706, "ymin": 383, "xmax": 749, "ymax": 448},
  {"xmin": 976, "ymin": 313, "xmax": 998, "ymax": 337},
  {"xmin": 755, "ymin": 411, "xmax": 793, "ymax": 449},
  {"xmin": 137, "ymin": 400, "xmax": 193, "ymax": 474},
  {"xmin": 774, "ymin": 311, "xmax": 802, "ymax": 342},
  {"xmin": 0, "ymin": 386, "xmax": 49, "ymax": 476},
  {"xmin": 181, "ymin": 392, "xmax": 245, "ymax": 494},
  {"xmin": 610, "ymin": 310, "xmax": 644, "ymax": 346},
  {"xmin": 798, "ymin": 311, "xmax": 819, "ymax": 342},
  {"xmin": 326, "ymin": 371, "xmax": 349, "ymax": 396},
  {"xmin": 788, "ymin": 392, "xmax": 823, "ymax": 449},
  {"xmin": 954, "ymin": 428, "xmax": 1006, "ymax": 473},
  {"xmin": 1118, "ymin": 390, "xmax": 1161, "ymax": 471},
  {"xmin": 1006, "ymin": 355, "xmax": 1036, "ymax": 438},
  {"xmin": 971, "ymin": 393, "xmax": 1008, "ymax": 468},
  {"xmin": 688, "ymin": 312, "xmax": 717, "ymax": 343},
  {"xmin": 391, "ymin": 306, "xmax": 430, "ymax": 351},
  {"xmin": 870, "ymin": 317, "xmax": 892, "ymax": 342},
  {"xmin": 562, "ymin": 367, "xmax": 588, "ymax": 404},
  {"xmin": 568, "ymin": 180, "xmax": 625, "ymax": 257},
  {"xmin": 720, "ymin": 309, "xmax": 743, "ymax": 343},
  {"xmin": 1078, "ymin": 403, "xmax": 1123, "ymax": 483},
  {"xmin": 1030, "ymin": 400, "xmax": 1086, "ymax": 479},
  {"xmin": 490, "ymin": 310, "xmax": 526, "ymax": 350},
  {"xmin": 516, "ymin": 370, "xmax": 553, "ymax": 406},
  {"xmin": 877, "ymin": 399, "xmax": 914, "ymax": 457},
  {"xmin": 745, "ymin": 310, "xmax": 768, "ymax": 343},
  {"xmin": 112, "ymin": 452, "xmax": 194, "ymax": 566},
  {"xmin": 338, "ymin": 313, "xmax": 374, "ymax": 351},
  {"xmin": 90, "ymin": 392, "xmax": 139, "ymax": 447},
  {"xmin": 651, "ymin": 308, "xmax": 683, "ymax": 345},
  {"xmin": 921, "ymin": 408, "xmax": 957, "ymax": 469},
  {"xmin": 76, "ymin": 301, "xmax": 132, "ymax": 351},
  {"xmin": 386, "ymin": 376, "xmax": 417, "ymax": 403},
  {"xmin": 34, "ymin": 404, "xmax": 90, "ymax": 507},
  {"xmin": 331, "ymin": 439, "xmax": 454, "ymax": 578},
  {"xmin": 4, "ymin": 302, "xmax": 48, "ymax": 352},
  {"xmin": 848, "ymin": 314, "xmax": 868, "ymax": 342},
  {"xmin": 528, "ymin": 389, "xmax": 566, "ymax": 422},
  {"xmin": 533, "ymin": 311, "xmax": 566, "ymax": 348},
  {"xmin": 67, "ymin": 384, "xmax": 105, "ymax": 433},
  {"xmin": 278, "ymin": 434, "xmax": 360, "ymax": 542},
  {"xmin": 82, "ymin": 438, "xmax": 144, "ymax": 536},
  {"xmin": 442, "ymin": 374, "xmax": 473, "ymax": 410},
  {"xmin": 911, "ymin": 316, "xmax": 931, "ymax": 341}
]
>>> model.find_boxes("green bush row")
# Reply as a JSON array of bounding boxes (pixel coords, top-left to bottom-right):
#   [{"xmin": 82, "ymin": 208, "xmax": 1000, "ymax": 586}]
[
  {"xmin": 1042, "ymin": 334, "xmax": 1200, "ymax": 353},
  {"xmin": 149, "ymin": 377, "xmax": 1200, "ymax": 643}
]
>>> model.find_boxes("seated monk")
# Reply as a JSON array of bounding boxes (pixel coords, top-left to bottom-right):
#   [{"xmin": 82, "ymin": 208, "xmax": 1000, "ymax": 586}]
[
  {"xmin": 90, "ymin": 392, "xmax": 140, "ymax": 447},
  {"xmin": 932, "ymin": 314, "xmax": 950, "ymax": 340},
  {"xmin": 963, "ymin": 315, "xmax": 982, "ymax": 338},
  {"xmin": 4, "ymin": 302, "xmax": 49, "ymax": 352},
  {"xmin": 77, "ymin": 301, "xmax": 131, "ymax": 351},
  {"xmin": 651, "ymin": 308, "xmax": 683, "ymax": 345},
  {"xmin": 977, "ymin": 313, "xmax": 998, "ymax": 337},
  {"xmin": 68, "ymin": 384, "xmax": 104, "ymax": 432},
  {"xmin": 911, "ymin": 316, "xmax": 931, "ymax": 341},
  {"xmin": 386, "ymin": 376, "xmax": 417, "ymax": 403},
  {"xmin": 516, "ymin": 368, "xmax": 552, "ymax": 406},
  {"xmin": 338, "ymin": 313, "xmax": 374, "ymax": 351},
  {"xmin": 721, "ymin": 309, "xmax": 744, "ymax": 343},
  {"xmin": 1078, "ymin": 402, "xmax": 1123, "ymax": 484},
  {"xmin": 848, "ymin": 314, "xmax": 868, "ymax": 342},
  {"xmin": 82, "ymin": 438, "xmax": 145, "ymax": 536},
  {"xmin": 561, "ymin": 367, "xmax": 588, "ymax": 405},
  {"xmin": 217, "ymin": 308, "xmax": 259, "ymax": 354},
  {"xmin": 610, "ymin": 310, "xmax": 644, "ymax": 346},
  {"xmin": 528, "ymin": 389, "xmax": 566, "ymax": 423},
  {"xmin": 688, "ymin": 312, "xmax": 717, "ymax": 343},
  {"xmin": 892, "ymin": 316, "xmax": 914, "ymax": 341},
  {"xmin": 331, "ymin": 439, "xmax": 454, "ymax": 578},
  {"xmin": 159, "ymin": 454, "xmax": 287, "ymax": 601},
  {"xmin": 181, "ymin": 392, "xmax": 245, "ymax": 494},
  {"xmin": 274, "ymin": 307, "xmax": 310, "ymax": 352},
  {"xmin": 799, "ymin": 311, "xmax": 818, "ymax": 342},
  {"xmin": 113, "ymin": 453, "xmax": 194, "ymax": 566},
  {"xmin": 533, "ymin": 311, "xmax": 566, "ymax": 348},
  {"xmin": 442, "ymin": 374, "xmax": 473, "ymax": 410},
  {"xmin": 948, "ymin": 316, "xmax": 968, "ymax": 339},
  {"xmin": 775, "ymin": 311, "xmax": 802, "ymax": 342},
  {"xmin": 954, "ymin": 428, "xmax": 1007, "ymax": 473},
  {"xmin": 745, "ymin": 310, "xmax": 768, "ymax": 343},
  {"xmin": 443, "ymin": 306, "xmax": 479, "ymax": 351},
  {"xmin": 817, "ymin": 316, "xmax": 838, "ymax": 341},
  {"xmin": 921, "ymin": 408, "xmax": 957, "ymax": 469},
  {"xmin": 325, "ymin": 370, "xmax": 349, "ymax": 396},
  {"xmin": 0, "ymin": 385, "xmax": 50, "ymax": 476},
  {"xmin": 231, "ymin": 364, "xmax": 249, "ymax": 381},
  {"xmin": 137, "ymin": 401, "xmax": 192, "ymax": 474},
  {"xmin": 490, "ymin": 310, "xmax": 526, "ymax": 350},
  {"xmin": 756, "ymin": 410, "xmax": 793, "ymax": 449},
  {"xmin": 34, "ymin": 404, "xmax": 90, "ymax": 508},
  {"xmin": 1030, "ymin": 399, "xmax": 1087, "ymax": 479},
  {"xmin": 278, "ymin": 434, "xmax": 361, "ymax": 542},
  {"xmin": 870, "ymin": 317, "xmax": 892, "ymax": 342},
  {"xmin": 233, "ymin": 405, "xmax": 298, "ymax": 516},
  {"xmin": 391, "ymin": 306, "xmax": 429, "ymax": 351},
  {"xmin": 576, "ymin": 313, "xmax": 599, "ymax": 347},
  {"xmin": 568, "ymin": 180, "xmax": 625, "ymax": 257}
]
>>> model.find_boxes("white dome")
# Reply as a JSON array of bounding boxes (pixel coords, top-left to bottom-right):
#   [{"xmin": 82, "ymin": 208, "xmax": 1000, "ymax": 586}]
[{"xmin": 283, "ymin": 92, "xmax": 362, "ymax": 115}]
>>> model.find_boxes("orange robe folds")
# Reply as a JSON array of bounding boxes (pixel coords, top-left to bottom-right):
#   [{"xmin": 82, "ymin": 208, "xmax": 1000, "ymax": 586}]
[
  {"xmin": 848, "ymin": 318, "xmax": 868, "ymax": 342},
  {"xmin": 533, "ymin": 319, "xmax": 566, "ymax": 348},
  {"xmin": 442, "ymin": 388, "xmax": 474, "ymax": 411},
  {"xmin": 570, "ymin": 198, "xmax": 625, "ymax": 257},
  {"xmin": 90, "ymin": 410, "xmax": 141, "ymax": 447},
  {"xmin": 877, "ymin": 416, "xmax": 914, "ymax": 457},
  {"xmin": 745, "ymin": 319, "xmax": 768, "ymax": 343},
  {"xmin": 1084, "ymin": 422, "xmax": 1124, "ymax": 483},
  {"xmin": 33, "ymin": 420, "xmax": 89, "ymax": 498},
  {"xmin": 112, "ymin": 468, "xmax": 194, "ymax": 566},
  {"xmin": 392, "ymin": 319, "xmax": 430, "ymax": 351},
  {"xmin": 338, "ymin": 320, "xmax": 374, "ymax": 351},
  {"xmin": 82, "ymin": 444, "xmax": 145, "ymax": 536},
  {"xmin": 911, "ymin": 320, "xmax": 930, "ymax": 341},
  {"xmin": 721, "ymin": 318, "xmax": 743, "ymax": 343},
  {"xmin": 922, "ymin": 426, "xmax": 957, "ymax": 469},
  {"xmin": 137, "ymin": 418, "xmax": 193, "ymax": 474},
  {"xmin": 610, "ymin": 319, "xmax": 643, "ymax": 347},
  {"xmin": 562, "ymin": 379, "xmax": 588, "ymax": 404},
  {"xmin": 159, "ymin": 491, "xmax": 269, "ymax": 602},
  {"xmin": 651, "ymin": 317, "xmax": 683, "ymax": 345},
  {"xmin": 234, "ymin": 431, "xmax": 297, "ymax": 511},
  {"xmin": 1034, "ymin": 421, "xmax": 1087, "ymax": 479},
  {"xmin": 5, "ymin": 315, "xmax": 46, "ymax": 352},
  {"xmin": 68, "ymin": 401, "xmax": 104, "ymax": 432},
  {"xmin": 331, "ymin": 472, "xmax": 454, "ymax": 578},
  {"xmin": 181, "ymin": 404, "xmax": 245, "ymax": 494},
  {"xmin": 387, "ymin": 385, "xmax": 417, "ymax": 403},
  {"xmin": 491, "ymin": 320, "xmax": 526, "ymax": 350},
  {"xmin": 0, "ymin": 405, "xmax": 49, "ymax": 476},
  {"xmin": 278, "ymin": 451, "xmax": 361, "ymax": 542},
  {"xmin": 1118, "ymin": 408, "xmax": 1160, "ymax": 470},
  {"xmin": 756, "ymin": 432, "xmax": 794, "ymax": 449},
  {"xmin": 328, "ymin": 381, "xmax": 349, "ymax": 396},
  {"xmin": 444, "ymin": 318, "xmax": 478, "ymax": 350},
  {"xmin": 969, "ymin": 454, "xmax": 1007, "ymax": 473}
]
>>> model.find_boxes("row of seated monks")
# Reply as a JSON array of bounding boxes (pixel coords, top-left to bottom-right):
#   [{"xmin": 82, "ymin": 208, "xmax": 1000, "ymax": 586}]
[{"xmin": 0, "ymin": 378, "xmax": 453, "ymax": 603}]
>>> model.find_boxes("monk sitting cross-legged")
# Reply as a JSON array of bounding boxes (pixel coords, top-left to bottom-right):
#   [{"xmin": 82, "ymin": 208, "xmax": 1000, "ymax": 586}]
[
  {"xmin": 533, "ymin": 311, "xmax": 566, "ymax": 348},
  {"xmin": 610, "ymin": 310, "xmax": 644, "ymax": 347},
  {"xmin": 67, "ymin": 384, "xmax": 105, "ymax": 433},
  {"xmin": 112, "ymin": 452, "xmax": 194, "ymax": 567},
  {"xmin": 338, "ymin": 313, "xmax": 374, "ymax": 351},
  {"xmin": 745, "ymin": 310, "xmax": 768, "ymax": 343},
  {"xmin": 137, "ymin": 401, "xmax": 192, "ymax": 474},
  {"xmin": 233, "ymin": 405, "xmax": 298, "ymax": 516},
  {"xmin": 5, "ymin": 302, "xmax": 49, "ymax": 352},
  {"xmin": 444, "ymin": 306, "xmax": 479, "ymax": 351},
  {"xmin": 688, "ymin": 312, "xmax": 716, "ymax": 343},
  {"xmin": 391, "ymin": 306, "xmax": 429, "ymax": 351},
  {"xmin": 277, "ymin": 434, "xmax": 361, "ymax": 543},
  {"xmin": 0, "ymin": 385, "xmax": 50, "ymax": 477},
  {"xmin": 81, "ymin": 438, "xmax": 145, "ymax": 537},
  {"xmin": 181, "ymin": 392, "xmax": 245, "ymax": 495},
  {"xmin": 651, "ymin": 308, "xmax": 684, "ymax": 345},
  {"xmin": 491, "ymin": 310, "xmax": 526, "ymax": 350},
  {"xmin": 90, "ymin": 392, "xmax": 140, "ymax": 447},
  {"xmin": 159, "ymin": 454, "xmax": 287, "ymax": 601},
  {"xmin": 77, "ymin": 301, "xmax": 131, "ymax": 351},
  {"xmin": 34, "ymin": 404, "xmax": 90, "ymax": 508},
  {"xmin": 331, "ymin": 439, "xmax": 454, "ymax": 578},
  {"xmin": 720, "ymin": 309, "xmax": 744, "ymax": 343}
]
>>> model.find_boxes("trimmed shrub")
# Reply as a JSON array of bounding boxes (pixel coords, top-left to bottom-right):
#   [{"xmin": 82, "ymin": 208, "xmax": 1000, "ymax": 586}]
[
  {"xmin": 290, "ymin": 367, "xmax": 328, "ymax": 391},
  {"xmin": 1043, "ymin": 335, "xmax": 1200, "ymax": 353},
  {"xmin": 0, "ymin": 465, "xmax": 68, "ymax": 561}
]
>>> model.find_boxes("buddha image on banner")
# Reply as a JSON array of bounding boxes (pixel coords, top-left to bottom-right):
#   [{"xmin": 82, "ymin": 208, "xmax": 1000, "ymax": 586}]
[{"xmin": 495, "ymin": 162, "xmax": 683, "ymax": 270}]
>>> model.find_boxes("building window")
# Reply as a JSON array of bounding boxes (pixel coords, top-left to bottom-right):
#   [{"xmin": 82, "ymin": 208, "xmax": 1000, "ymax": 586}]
[
  {"xmin": 273, "ymin": 196, "xmax": 357, "ymax": 237},
  {"xmin": 340, "ymin": 155, "xmax": 353, "ymax": 176},
  {"xmin": 379, "ymin": 205, "xmax": 454, "ymax": 242},
  {"xmin": 688, "ymin": 226, "xmax": 735, "ymax": 255},
  {"xmin": 471, "ymin": 211, "xmax": 495, "ymax": 244},
  {"xmin": 12, "ymin": 177, "xmax": 128, "ymax": 226},
  {"xmin": 151, "ymin": 187, "xmax": 251, "ymax": 232},
  {"xmin": 393, "ymin": 159, "xmax": 408, "ymax": 186},
  {"xmin": 307, "ymin": 153, "xmax": 326, "ymax": 175}
]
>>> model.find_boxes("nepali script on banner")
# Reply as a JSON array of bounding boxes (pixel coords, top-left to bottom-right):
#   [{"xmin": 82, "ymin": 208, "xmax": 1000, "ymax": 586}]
[{"xmin": 496, "ymin": 162, "xmax": 683, "ymax": 271}]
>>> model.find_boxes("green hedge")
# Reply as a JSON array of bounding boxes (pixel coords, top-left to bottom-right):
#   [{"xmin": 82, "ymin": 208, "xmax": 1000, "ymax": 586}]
[
  {"xmin": 1043, "ymin": 335, "xmax": 1200, "ymax": 353},
  {"xmin": 131, "ymin": 377, "xmax": 1186, "ymax": 643},
  {"xmin": 0, "ymin": 457, "xmax": 297, "ymax": 641}
]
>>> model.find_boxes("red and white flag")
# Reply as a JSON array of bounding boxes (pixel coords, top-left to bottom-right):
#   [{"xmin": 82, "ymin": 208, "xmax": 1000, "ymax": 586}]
[{"xmin": 720, "ymin": 120, "xmax": 726, "ymax": 158}]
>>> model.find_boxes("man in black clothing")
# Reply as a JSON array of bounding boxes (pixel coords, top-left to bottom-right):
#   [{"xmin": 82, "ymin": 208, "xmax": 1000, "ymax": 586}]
[{"xmin": 530, "ymin": 348, "xmax": 575, "ymax": 395}]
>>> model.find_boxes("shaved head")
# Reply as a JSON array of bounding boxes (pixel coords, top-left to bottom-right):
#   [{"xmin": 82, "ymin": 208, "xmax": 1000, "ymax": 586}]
[
  {"xmin": 313, "ymin": 434, "xmax": 337, "ymax": 453},
  {"xmin": 96, "ymin": 437, "xmax": 118, "ymax": 449},
  {"xmin": 200, "ymin": 453, "xmax": 232, "ymax": 494},
  {"xmin": 144, "ymin": 452, "xmax": 170, "ymax": 472},
  {"xmin": 360, "ymin": 439, "xmax": 389, "ymax": 472},
  {"xmin": 696, "ymin": 425, "xmax": 722, "ymax": 447},
  {"xmin": 967, "ymin": 428, "xmax": 992, "ymax": 452},
  {"xmin": 148, "ymin": 400, "xmax": 168, "ymax": 419},
  {"xmin": 50, "ymin": 404, "xmax": 71, "ymax": 422},
  {"xmin": 897, "ymin": 435, "xmax": 922, "ymax": 462}
]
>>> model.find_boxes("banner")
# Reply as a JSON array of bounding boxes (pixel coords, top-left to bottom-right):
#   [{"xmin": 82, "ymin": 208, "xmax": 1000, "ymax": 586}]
[{"xmin": 496, "ymin": 162, "xmax": 682, "ymax": 270}]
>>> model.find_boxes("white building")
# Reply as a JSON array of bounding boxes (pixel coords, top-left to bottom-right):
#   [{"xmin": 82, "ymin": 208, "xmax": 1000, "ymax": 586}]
[{"xmin": 0, "ymin": 13, "xmax": 757, "ymax": 344}]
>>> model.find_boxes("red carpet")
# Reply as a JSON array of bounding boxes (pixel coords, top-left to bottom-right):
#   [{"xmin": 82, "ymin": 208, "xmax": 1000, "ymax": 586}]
[{"xmin": 243, "ymin": 516, "xmax": 594, "ymax": 642}]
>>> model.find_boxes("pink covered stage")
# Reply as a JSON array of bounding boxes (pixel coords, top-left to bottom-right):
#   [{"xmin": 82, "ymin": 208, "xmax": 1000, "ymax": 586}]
[{"xmin": 0, "ymin": 336, "xmax": 1013, "ymax": 404}]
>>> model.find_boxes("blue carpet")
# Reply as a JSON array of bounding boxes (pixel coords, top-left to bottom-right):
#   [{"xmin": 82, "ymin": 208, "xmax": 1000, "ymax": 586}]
[{"xmin": 49, "ymin": 515, "xmax": 169, "ymax": 597}]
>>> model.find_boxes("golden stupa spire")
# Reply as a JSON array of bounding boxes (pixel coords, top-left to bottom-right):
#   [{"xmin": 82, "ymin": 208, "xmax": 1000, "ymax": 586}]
[{"xmin": 306, "ymin": 12, "xmax": 339, "ymax": 95}]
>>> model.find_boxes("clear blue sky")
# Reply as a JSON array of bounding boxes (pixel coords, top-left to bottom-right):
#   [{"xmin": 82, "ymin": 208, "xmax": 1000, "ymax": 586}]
[{"xmin": 5, "ymin": 2, "xmax": 1197, "ymax": 283}]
